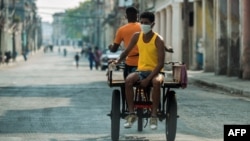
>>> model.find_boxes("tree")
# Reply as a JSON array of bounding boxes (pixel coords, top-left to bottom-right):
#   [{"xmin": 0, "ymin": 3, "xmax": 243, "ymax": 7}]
[{"xmin": 63, "ymin": 1, "xmax": 92, "ymax": 41}]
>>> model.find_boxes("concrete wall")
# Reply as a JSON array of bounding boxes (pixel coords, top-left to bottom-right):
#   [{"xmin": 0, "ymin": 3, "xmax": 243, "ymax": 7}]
[
  {"xmin": 192, "ymin": 1, "xmax": 203, "ymax": 69},
  {"xmin": 227, "ymin": 0, "xmax": 240, "ymax": 76},
  {"xmin": 155, "ymin": 1, "xmax": 183, "ymax": 63},
  {"xmin": 242, "ymin": 0, "xmax": 250, "ymax": 79},
  {"xmin": 202, "ymin": 0, "xmax": 215, "ymax": 72}
]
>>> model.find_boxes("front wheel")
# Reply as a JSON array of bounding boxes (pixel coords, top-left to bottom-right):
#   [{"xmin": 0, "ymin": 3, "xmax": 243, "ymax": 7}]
[
  {"xmin": 137, "ymin": 108, "xmax": 143, "ymax": 131},
  {"xmin": 111, "ymin": 89, "xmax": 121, "ymax": 141},
  {"xmin": 165, "ymin": 91, "xmax": 177, "ymax": 141}
]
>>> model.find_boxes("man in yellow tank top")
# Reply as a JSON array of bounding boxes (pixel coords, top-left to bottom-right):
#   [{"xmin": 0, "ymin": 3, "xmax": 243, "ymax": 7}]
[
  {"xmin": 115, "ymin": 11, "xmax": 166, "ymax": 130},
  {"xmin": 109, "ymin": 6, "xmax": 141, "ymax": 78}
]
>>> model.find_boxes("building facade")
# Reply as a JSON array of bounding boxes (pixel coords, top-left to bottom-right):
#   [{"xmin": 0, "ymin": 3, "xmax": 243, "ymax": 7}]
[
  {"xmin": 43, "ymin": 0, "xmax": 250, "ymax": 80},
  {"xmin": 122, "ymin": 0, "xmax": 250, "ymax": 80},
  {"xmin": 0, "ymin": 0, "xmax": 41, "ymax": 63}
]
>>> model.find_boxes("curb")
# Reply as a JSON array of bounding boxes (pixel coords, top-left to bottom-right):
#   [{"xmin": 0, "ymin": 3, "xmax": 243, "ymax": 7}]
[{"xmin": 190, "ymin": 78, "xmax": 250, "ymax": 98}]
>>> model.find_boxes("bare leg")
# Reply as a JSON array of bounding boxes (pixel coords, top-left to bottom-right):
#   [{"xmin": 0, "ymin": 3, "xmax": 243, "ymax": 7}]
[
  {"xmin": 125, "ymin": 73, "xmax": 139, "ymax": 113},
  {"xmin": 151, "ymin": 74, "xmax": 164, "ymax": 116}
]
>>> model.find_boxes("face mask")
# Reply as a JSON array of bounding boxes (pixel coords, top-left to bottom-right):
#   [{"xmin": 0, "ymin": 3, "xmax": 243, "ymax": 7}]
[{"xmin": 140, "ymin": 24, "xmax": 151, "ymax": 34}]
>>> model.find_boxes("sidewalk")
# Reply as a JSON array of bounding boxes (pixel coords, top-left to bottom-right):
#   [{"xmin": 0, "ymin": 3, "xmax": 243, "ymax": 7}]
[
  {"xmin": 188, "ymin": 70, "xmax": 250, "ymax": 98},
  {"xmin": 0, "ymin": 48, "xmax": 44, "ymax": 69}
]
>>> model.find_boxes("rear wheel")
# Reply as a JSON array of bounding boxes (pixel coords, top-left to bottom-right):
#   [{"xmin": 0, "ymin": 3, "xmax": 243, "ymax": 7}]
[
  {"xmin": 165, "ymin": 91, "xmax": 177, "ymax": 141},
  {"xmin": 111, "ymin": 89, "xmax": 120, "ymax": 141}
]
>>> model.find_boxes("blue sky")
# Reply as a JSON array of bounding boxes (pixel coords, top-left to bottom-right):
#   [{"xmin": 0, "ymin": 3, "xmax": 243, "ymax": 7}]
[{"xmin": 36, "ymin": 0, "xmax": 86, "ymax": 23}]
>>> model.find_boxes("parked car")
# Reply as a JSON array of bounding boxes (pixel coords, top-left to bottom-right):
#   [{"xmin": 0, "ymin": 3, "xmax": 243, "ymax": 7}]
[{"xmin": 100, "ymin": 49, "xmax": 122, "ymax": 71}]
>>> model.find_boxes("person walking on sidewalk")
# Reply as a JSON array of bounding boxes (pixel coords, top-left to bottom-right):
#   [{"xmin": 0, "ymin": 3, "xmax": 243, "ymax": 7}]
[
  {"xmin": 63, "ymin": 48, "xmax": 67, "ymax": 57},
  {"xmin": 109, "ymin": 6, "xmax": 141, "ymax": 79},
  {"xmin": 94, "ymin": 46, "xmax": 102, "ymax": 70},
  {"xmin": 114, "ymin": 11, "xmax": 166, "ymax": 130},
  {"xmin": 74, "ymin": 52, "xmax": 80, "ymax": 68},
  {"xmin": 88, "ymin": 48, "xmax": 95, "ymax": 70}
]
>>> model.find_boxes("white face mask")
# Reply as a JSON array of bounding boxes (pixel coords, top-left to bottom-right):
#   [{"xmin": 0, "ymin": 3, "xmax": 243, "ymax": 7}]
[{"xmin": 140, "ymin": 24, "xmax": 151, "ymax": 34}]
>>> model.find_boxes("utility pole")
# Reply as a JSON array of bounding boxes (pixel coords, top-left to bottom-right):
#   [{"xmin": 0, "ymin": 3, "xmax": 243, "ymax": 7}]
[
  {"xmin": 183, "ymin": 0, "xmax": 189, "ymax": 68},
  {"xmin": 12, "ymin": 0, "xmax": 16, "ymax": 61},
  {"xmin": 96, "ymin": 0, "xmax": 100, "ymax": 48},
  {"xmin": 0, "ymin": 0, "xmax": 4, "ymax": 60}
]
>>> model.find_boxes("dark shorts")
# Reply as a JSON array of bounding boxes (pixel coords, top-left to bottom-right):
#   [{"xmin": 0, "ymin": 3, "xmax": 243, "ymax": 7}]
[
  {"xmin": 136, "ymin": 71, "xmax": 152, "ymax": 81},
  {"xmin": 136, "ymin": 71, "xmax": 165, "ymax": 81},
  {"xmin": 124, "ymin": 64, "xmax": 137, "ymax": 79}
]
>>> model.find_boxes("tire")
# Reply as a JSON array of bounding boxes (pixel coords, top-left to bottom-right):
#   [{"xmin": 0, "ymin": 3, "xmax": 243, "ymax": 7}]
[
  {"xmin": 111, "ymin": 89, "xmax": 120, "ymax": 141},
  {"xmin": 137, "ymin": 108, "xmax": 143, "ymax": 131},
  {"xmin": 165, "ymin": 91, "xmax": 177, "ymax": 141}
]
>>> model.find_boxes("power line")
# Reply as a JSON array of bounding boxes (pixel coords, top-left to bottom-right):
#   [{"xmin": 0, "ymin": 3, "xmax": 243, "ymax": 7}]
[
  {"xmin": 37, "ymin": 6, "xmax": 71, "ymax": 10},
  {"xmin": 37, "ymin": 11, "xmax": 104, "ymax": 19}
]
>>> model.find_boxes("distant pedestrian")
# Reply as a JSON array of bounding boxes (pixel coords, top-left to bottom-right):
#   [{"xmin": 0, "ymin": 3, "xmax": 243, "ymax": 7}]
[
  {"xmin": 22, "ymin": 49, "xmax": 28, "ymax": 61},
  {"xmin": 74, "ymin": 52, "xmax": 80, "ymax": 68},
  {"xmin": 4, "ymin": 51, "xmax": 12, "ymax": 64},
  {"xmin": 88, "ymin": 48, "xmax": 95, "ymax": 70},
  {"xmin": 80, "ymin": 48, "xmax": 85, "ymax": 56},
  {"xmin": 94, "ymin": 46, "xmax": 102, "ymax": 70},
  {"xmin": 63, "ymin": 48, "xmax": 67, "ymax": 57}
]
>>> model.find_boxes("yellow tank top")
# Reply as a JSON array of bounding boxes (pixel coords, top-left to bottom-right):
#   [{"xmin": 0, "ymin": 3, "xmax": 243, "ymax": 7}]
[{"xmin": 137, "ymin": 32, "xmax": 158, "ymax": 71}]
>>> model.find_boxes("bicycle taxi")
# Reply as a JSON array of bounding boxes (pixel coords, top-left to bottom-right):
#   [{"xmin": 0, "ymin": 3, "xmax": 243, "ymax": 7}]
[{"xmin": 107, "ymin": 61, "xmax": 187, "ymax": 141}]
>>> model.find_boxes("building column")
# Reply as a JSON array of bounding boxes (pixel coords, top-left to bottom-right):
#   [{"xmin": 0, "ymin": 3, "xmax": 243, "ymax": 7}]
[
  {"xmin": 154, "ymin": 12, "xmax": 160, "ymax": 34},
  {"xmin": 192, "ymin": 0, "xmax": 203, "ymax": 70},
  {"xmin": 227, "ymin": 0, "xmax": 240, "ymax": 76},
  {"xmin": 171, "ymin": 3, "xmax": 182, "ymax": 62},
  {"xmin": 202, "ymin": 0, "xmax": 215, "ymax": 72},
  {"xmin": 166, "ymin": 6, "xmax": 172, "ymax": 61},
  {"xmin": 161, "ymin": 9, "xmax": 167, "ymax": 41},
  {"xmin": 242, "ymin": 0, "xmax": 250, "ymax": 79},
  {"xmin": 214, "ymin": 0, "xmax": 228, "ymax": 75}
]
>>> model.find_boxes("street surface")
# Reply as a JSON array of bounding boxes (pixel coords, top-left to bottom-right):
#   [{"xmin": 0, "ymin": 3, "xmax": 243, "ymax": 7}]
[{"xmin": 0, "ymin": 46, "xmax": 249, "ymax": 141}]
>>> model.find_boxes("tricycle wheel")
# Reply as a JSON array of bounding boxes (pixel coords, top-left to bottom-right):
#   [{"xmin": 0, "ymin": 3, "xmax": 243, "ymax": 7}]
[
  {"xmin": 111, "ymin": 89, "xmax": 120, "ymax": 141},
  {"xmin": 165, "ymin": 91, "xmax": 177, "ymax": 141},
  {"xmin": 137, "ymin": 108, "xmax": 143, "ymax": 131}
]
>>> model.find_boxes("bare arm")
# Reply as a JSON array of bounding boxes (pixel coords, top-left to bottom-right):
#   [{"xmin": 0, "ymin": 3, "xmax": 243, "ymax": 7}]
[
  {"xmin": 115, "ymin": 33, "xmax": 140, "ymax": 64},
  {"xmin": 165, "ymin": 45, "xmax": 173, "ymax": 53},
  {"xmin": 108, "ymin": 43, "xmax": 120, "ymax": 52},
  {"xmin": 158, "ymin": 34, "xmax": 173, "ymax": 53}
]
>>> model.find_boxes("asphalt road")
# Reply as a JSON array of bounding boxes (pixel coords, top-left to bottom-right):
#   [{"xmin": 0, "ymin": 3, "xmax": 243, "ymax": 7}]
[{"xmin": 0, "ymin": 46, "xmax": 249, "ymax": 141}]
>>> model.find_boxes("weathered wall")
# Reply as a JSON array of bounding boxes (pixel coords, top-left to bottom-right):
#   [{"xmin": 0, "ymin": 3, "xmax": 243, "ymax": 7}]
[
  {"xmin": 242, "ymin": 0, "xmax": 250, "ymax": 79},
  {"xmin": 227, "ymin": 0, "xmax": 240, "ymax": 76},
  {"xmin": 203, "ymin": 0, "xmax": 215, "ymax": 72},
  {"xmin": 214, "ymin": 0, "xmax": 228, "ymax": 75}
]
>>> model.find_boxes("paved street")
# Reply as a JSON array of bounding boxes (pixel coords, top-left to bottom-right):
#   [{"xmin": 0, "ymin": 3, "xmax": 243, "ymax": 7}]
[{"xmin": 0, "ymin": 47, "xmax": 249, "ymax": 141}]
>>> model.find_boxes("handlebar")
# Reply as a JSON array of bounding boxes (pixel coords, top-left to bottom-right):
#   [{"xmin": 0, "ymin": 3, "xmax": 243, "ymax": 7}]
[
  {"xmin": 165, "ymin": 61, "xmax": 185, "ymax": 65},
  {"xmin": 108, "ymin": 61, "xmax": 125, "ymax": 71}
]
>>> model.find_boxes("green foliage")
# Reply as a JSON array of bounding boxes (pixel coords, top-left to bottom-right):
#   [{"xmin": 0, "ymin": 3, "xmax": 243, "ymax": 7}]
[{"xmin": 63, "ymin": 0, "xmax": 93, "ymax": 40}]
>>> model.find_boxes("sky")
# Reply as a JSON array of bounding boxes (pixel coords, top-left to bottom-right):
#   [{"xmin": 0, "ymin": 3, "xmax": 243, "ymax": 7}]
[{"xmin": 36, "ymin": 0, "xmax": 86, "ymax": 23}]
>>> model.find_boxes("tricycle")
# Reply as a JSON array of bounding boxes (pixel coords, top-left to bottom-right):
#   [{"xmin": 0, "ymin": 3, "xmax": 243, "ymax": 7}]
[{"xmin": 107, "ymin": 62, "xmax": 187, "ymax": 141}]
